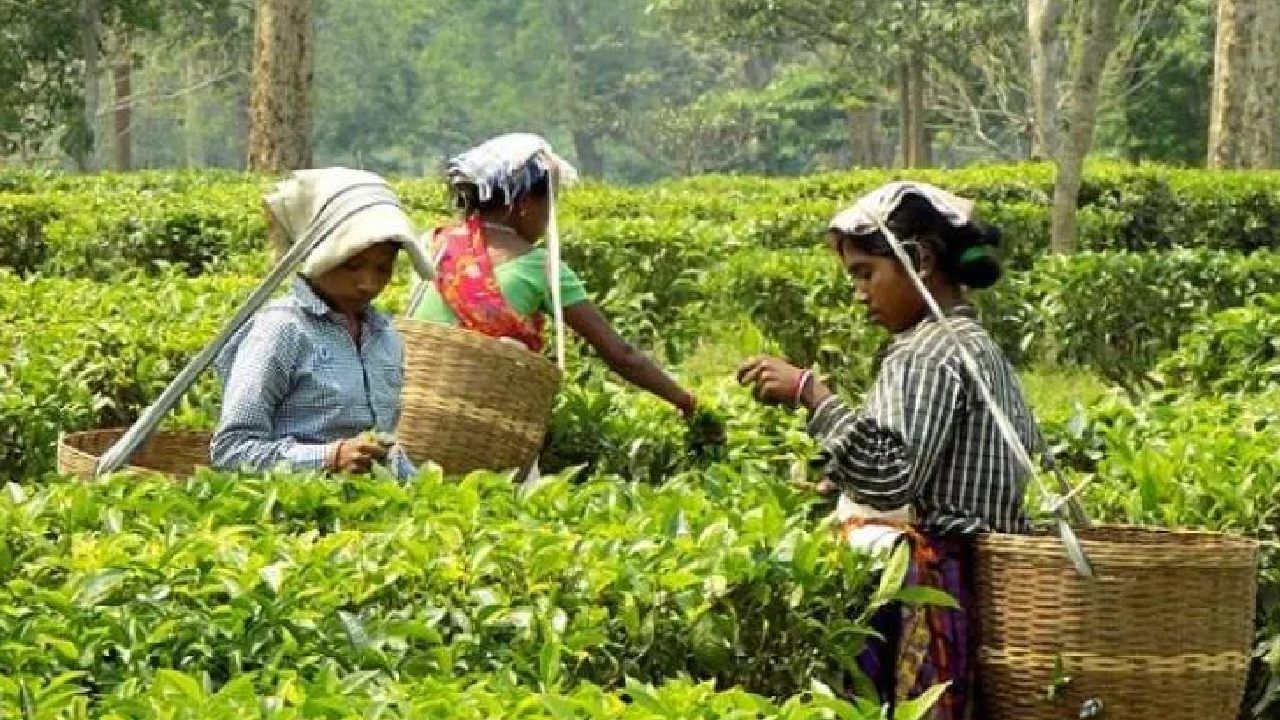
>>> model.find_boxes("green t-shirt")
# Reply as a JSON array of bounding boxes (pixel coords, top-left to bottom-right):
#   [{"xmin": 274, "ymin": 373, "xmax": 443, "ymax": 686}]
[{"xmin": 411, "ymin": 247, "xmax": 589, "ymax": 325}]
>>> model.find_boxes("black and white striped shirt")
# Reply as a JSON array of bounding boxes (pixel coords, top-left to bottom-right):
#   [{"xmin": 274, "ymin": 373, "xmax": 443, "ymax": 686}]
[{"xmin": 807, "ymin": 308, "xmax": 1038, "ymax": 536}]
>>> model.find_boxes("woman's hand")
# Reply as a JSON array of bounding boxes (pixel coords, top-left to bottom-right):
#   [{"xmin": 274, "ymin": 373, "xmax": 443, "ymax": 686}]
[
  {"xmin": 328, "ymin": 436, "xmax": 390, "ymax": 473},
  {"xmin": 674, "ymin": 391, "xmax": 697, "ymax": 419},
  {"xmin": 564, "ymin": 302, "xmax": 692, "ymax": 413},
  {"xmin": 736, "ymin": 356, "xmax": 832, "ymax": 409},
  {"xmin": 737, "ymin": 356, "xmax": 804, "ymax": 405}
]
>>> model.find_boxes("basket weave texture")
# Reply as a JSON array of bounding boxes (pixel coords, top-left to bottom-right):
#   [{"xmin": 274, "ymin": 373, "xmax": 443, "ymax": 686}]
[
  {"xmin": 58, "ymin": 428, "xmax": 212, "ymax": 481},
  {"xmin": 975, "ymin": 525, "xmax": 1259, "ymax": 720},
  {"xmin": 394, "ymin": 319, "xmax": 561, "ymax": 476}
]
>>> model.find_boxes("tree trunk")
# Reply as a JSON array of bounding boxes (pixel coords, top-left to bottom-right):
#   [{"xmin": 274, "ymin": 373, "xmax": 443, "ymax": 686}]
[
  {"xmin": 910, "ymin": 58, "xmax": 930, "ymax": 167},
  {"xmin": 743, "ymin": 54, "xmax": 776, "ymax": 89},
  {"xmin": 111, "ymin": 30, "xmax": 132, "ymax": 172},
  {"xmin": 560, "ymin": 0, "xmax": 604, "ymax": 177},
  {"xmin": 571, "ymin": 130, "xmax": 605, "ymax": 178},
  {"xmin": 248, "ymin": 0, "xmax": 313, "ymax": 172},
  {"xmin": 897, "ymin": 56, "xmax": 929, "ymax": 168},
  {"xmin": 1028, "ymin": 0, "xmax": 1068, "ymax": 160},
  {"xmin": 77, "ymin": 0, "xmax": 101, "ymax": 171},
  {"xmin": 1050, "ymin": 0, "xmax": 1124, "ymax": 253},
  {"xmin": 849, "ymin": 105, "xmax": 882, "ymax": 167},
  {"xmin": 897, "ymin": 63, "xmax": 911, "ymax": 167},
  {"xmin": 1246, "ymin": 0, "xmax": 1279, "ymax": 168},
  {"xmin": 1208, "ymin": 0, "xmax": 1255, "ymax": 169},
  {"xmin": 183, "ymin": 54, "xmax": 206, "ymax": 168}
]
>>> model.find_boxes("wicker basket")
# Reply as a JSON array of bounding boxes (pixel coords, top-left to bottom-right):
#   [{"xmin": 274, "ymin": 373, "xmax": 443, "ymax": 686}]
[
  {"xmin": 394, "ymin": 319, "xmax": 561, "ymax": 476},
  {"xmin": 975, "ymin": 526, "xmax": 1259, "ymax": 720},
  {"xmin": 58, "ymin": 428, "xmax": 212, "ymax": 481}
]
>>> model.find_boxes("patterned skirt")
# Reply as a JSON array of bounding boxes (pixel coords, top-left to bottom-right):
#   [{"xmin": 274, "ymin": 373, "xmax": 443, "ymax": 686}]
[{"xmin": 855, "ymin": 530, "xmax": 976, "ymax": 720}]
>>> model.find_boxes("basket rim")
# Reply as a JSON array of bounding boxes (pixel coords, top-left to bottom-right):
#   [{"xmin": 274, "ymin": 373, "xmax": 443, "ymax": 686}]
[
  {"xmin": 394, "ymin": 317, "xmax": 562, "ymax": 377},
  {"xmin": 58, "ymin": 426, "xmax": 215, "ymax": 449},
  {"xmin": 979, "ymin": 523, "xmax": 1260, "ymax": 551}
]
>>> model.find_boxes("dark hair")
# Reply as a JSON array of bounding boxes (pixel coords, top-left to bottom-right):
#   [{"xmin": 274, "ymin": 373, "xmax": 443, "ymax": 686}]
[
  {"xmin": 831, "ymin": 193, "xmax": 1003, "ymax": 289},
  {"xmin": 452, "ymin": 174, "xmax": 551, "ymax": 215}
]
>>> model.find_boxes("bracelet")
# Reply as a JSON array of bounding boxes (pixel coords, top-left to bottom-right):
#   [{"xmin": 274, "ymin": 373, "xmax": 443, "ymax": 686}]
[
  {"xmin": 326, "ymin": 440, "xmax": 344, "ymax": 470},
  {"xmin": 792, "ymin": 369, "xmax": 813, "ymax": 406}
]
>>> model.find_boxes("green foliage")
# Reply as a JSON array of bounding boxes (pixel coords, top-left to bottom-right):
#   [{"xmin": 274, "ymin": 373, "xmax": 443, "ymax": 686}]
[
  {"xmin": 0, "ymin": 467, "xmax": 892, "ymax": 710},
  {"xmin": 5, "ymin": 164, "xmax": 1280, "ymax": 282},
  {"xmin": 711, "ymin": 247, "xmax": 1280, "ymax": 389},
  {"xmin": 0, "ymin": 271, "xmax": 254, "ymax": 479},
  {"xmin": 1094, "ymin": 0, "xmax": 1214, "ymax": 165},
  {"xmin": 4, "ymin": 165, "xmax": 1280, "ymax": 718},
  {"xmin": 641, "ymin": 66, "xmax": 860, "ymax": 175},
  {"xmin": 0, "ymin": 670, "xmax": 887, "ymax": 719},
  {"xmin": 0, "ymin": 0, "xmax": 235, "ymax": 162},
  {"xmin": 979, "ymin": 250, "xmax": 1280, "ymax": 387},
  {"xmin": 0, "ymin": 194, "xmax": 63, "ymax": 276},
  {"xmin": 1154, "ymin": 294, "xmax": 1280, "ymax": 395}
]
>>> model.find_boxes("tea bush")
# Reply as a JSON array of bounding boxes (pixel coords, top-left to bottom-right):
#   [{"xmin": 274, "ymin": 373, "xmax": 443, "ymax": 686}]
[{"xmin": 3, "ymin": 163, "xmax": 1280, "ymax": 280}]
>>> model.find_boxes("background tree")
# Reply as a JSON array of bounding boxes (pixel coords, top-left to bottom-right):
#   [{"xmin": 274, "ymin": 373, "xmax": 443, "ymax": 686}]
[
  {"xmin": 0, "ymin": 0, "xmax": 1235, "ymax": 180},
  {"xmin": 1244, "ymin": 0, "xmax": 1279, "ymax": 168},
  {"xmin": 248, "ymin": 0, "xmax": 312, "ymax": 172},
  {"xmin": 1049, "ymin": 0, "xmax": 1125, "ymax": 252}
]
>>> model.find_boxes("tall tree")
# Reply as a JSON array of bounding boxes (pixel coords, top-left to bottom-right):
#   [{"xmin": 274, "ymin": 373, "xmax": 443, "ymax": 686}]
[
  {"xmin": 1050, "ymin": 0, "xmax": 1125, "ymax": 252},
  {"xmin": 1245, "ymin": 0, "xmax": 1279, "ymax": 168},
  {"xmin": 77, "ymin": 0, "xmax": 103, "ymax": 169},
  {"xmin": 1207, "ymin": 0, "xmax": 1254, "ymax": 168},
  {"xmin": 0, "ymin": 3, "xmax": 84, "ymax": 161},
  {"xmin": 559, "ymin": 0, "xmax": 604, "ymax": 177},
  {"xmin": 110, "ymin": 28, "xmax": 133, "ymax": 171},
  {"xmin": 1027, "ymin": 0, "xmax": 1067, "ymax": 159},
  {"xmin": 1093, "ymin": 0, "xmax": 1213, "ymax": 165},
  {"xmin": 248, "ymin": 0, "xmax": 312, "ymax": 172},
  {"xmin": 649, "ymin": 0, "xmax": 1024, "ymax": 169}
]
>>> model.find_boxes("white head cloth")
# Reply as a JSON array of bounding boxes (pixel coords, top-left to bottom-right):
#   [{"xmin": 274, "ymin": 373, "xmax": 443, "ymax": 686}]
[
  {"xmin": 446, "ymin": 133, "xmax": 579, "ymax": 370},
  {"xmin": 446, "ymin": 133, "xmax": 580, "ymax": 207},
  {"xmin": 265, "ymin": 167, "xmax": 432, "ymax": 280},
  {"xmin": 830, "ymin": 181, "xmax": 975, "ymax": 236}
]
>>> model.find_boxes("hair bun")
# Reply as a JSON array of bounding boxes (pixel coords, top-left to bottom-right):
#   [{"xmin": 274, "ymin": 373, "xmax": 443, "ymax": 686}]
[
  {"xmin": 956, "ymin": 245, "xmax": 1001, "ymax": 289},
  {"xmin": 978, "ymin": 223, "xmax": 1001, "ymax": 248}
]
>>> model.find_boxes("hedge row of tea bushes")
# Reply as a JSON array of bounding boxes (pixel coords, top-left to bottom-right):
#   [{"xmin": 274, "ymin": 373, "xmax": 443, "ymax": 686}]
[
  {"xmin": 0, "ymin": 671, "xmax": 908, "ymax": 720},
  {"xmin": 711, "ymin": 247, "xmax": 1280, "ymax": 389},
  {"xmin": 9, "ymin": 245, "xmax": 1280, "ymax": 479},
  {"xmin": 0, "ymin": 467, "xmax": 932, "ymax": 718},
  {"xmin": 2, "ymin": 163, "xmax": 1279, "ymax": 278}
]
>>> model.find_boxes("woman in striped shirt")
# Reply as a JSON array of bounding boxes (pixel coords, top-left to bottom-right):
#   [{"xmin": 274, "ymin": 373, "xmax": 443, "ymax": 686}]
[{"xmin": 737, "ymin": 182, "xmax": 1040, "ymax": 720}]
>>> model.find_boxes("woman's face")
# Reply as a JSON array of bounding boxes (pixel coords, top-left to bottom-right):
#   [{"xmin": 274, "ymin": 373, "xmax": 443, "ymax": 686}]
[
  {"xmin": 311, "ymin": 242, "xmax": 399, "ymax": 314},
  {"xmin": 835, "ymin": 240, "xmax": 926, "ymax": 333},
  {"xmin": 511, "ymin": 194, "xmax": 550, "ymax": 241}
]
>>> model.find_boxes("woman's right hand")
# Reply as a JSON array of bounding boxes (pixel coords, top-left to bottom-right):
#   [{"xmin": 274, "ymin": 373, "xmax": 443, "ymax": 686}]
[{"xmin": 328, "ymin": 436, "xmax": 390, "ymax": 473}]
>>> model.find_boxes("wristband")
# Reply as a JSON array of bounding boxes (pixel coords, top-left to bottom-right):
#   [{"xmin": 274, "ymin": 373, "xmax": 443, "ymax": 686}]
[{"xmin": 327, "ymin": 440, "xmax": 344, "ymax": 470}]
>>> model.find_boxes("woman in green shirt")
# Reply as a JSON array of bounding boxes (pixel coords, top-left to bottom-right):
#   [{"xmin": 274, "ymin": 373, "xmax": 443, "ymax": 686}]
[{"xmin": 410, "ymin": 133, "xmax": 702, "ymax": 418}]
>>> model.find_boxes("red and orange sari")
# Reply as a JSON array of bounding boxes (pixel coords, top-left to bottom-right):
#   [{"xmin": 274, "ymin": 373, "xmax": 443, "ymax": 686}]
[{"xmin": 432, "ymin": 216, "xmax": 543, "ymax": 351}]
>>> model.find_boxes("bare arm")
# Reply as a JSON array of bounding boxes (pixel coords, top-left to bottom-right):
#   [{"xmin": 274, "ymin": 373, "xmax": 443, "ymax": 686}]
[{"xmin": 564, "ymin": 301, "xmax": 695, "ymax": 415}]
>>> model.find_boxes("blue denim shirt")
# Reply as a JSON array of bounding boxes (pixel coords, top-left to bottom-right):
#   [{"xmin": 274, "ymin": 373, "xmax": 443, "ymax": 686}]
[{"xmin": 211, "ymin": 277, "xmax": 415, "ymax": 479}]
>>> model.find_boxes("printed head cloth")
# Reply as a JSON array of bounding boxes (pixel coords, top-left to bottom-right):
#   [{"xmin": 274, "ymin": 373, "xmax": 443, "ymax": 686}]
[
  {"xmin": 829, "ymin": 180, "xmax": 974, "ymax": 237},
  {"xmin": 446, "ymin": 132, "xmax": 579, "ymax": 209},
  {"xmin": 447, "ymin": 133, "xmax": 580, "ymax": 370}
]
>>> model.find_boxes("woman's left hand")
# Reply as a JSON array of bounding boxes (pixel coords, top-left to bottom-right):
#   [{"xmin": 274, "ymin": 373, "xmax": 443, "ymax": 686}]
[{"xmin": 736, "ymin": 356, "xmax": 806, "ymax": 405}]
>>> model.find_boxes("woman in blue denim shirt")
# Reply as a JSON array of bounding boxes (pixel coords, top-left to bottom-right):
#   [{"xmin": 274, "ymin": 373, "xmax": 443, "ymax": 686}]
[{"xmin": 211, "ymin": 168, "xmax": 431, "ymax": 479}]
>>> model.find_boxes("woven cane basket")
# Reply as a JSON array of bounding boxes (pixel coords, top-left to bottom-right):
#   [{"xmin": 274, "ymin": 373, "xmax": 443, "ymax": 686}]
[
  {"xmin": 975, "ymin": 526, "xmax": 1259, "ymax": 720},
  {"xmin": 58, "ymin": 428, "xmax": 212, "ymax": 481},
  {"xmin": 394, "ymin": 319, "xmax": 561, "ymax": 476}
]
